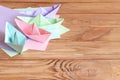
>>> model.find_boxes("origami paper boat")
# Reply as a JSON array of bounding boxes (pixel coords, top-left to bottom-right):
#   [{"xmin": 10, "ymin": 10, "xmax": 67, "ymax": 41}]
[{"xmin": 15, "ymin": 19, "xmax": 51, "ymax": 42}]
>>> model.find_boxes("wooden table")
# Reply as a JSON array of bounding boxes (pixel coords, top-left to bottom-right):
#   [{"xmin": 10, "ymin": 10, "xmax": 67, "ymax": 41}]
[{"xmin": 0, "ymin": 0, "xmax": 120, "ymax": 80}]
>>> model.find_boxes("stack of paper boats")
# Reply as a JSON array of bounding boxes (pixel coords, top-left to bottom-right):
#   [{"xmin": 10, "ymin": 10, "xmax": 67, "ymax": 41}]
[{"xmin": 0, "ymin": 4, "xmax": 70, "ymax": 57}]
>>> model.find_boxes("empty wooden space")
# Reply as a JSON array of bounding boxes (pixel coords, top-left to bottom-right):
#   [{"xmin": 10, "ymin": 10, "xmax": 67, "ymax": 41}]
[{"xmin": 0, "ymin": 0, "xmax": 120, "ymax": 80}]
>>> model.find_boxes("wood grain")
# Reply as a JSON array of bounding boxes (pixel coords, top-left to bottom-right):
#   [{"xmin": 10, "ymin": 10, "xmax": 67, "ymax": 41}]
[
  {"xmin": 0, "ymin": 0, "xmax": 120, "ymax": 80},
  {"xmin": 0, "ymin": 59, "xmax": 119, "ymax": 80}
]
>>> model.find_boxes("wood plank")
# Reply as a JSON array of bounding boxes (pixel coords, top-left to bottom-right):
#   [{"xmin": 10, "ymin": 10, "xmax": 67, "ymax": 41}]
[
  {"xmin": 1, "ymin": 41, "xmax": 120, "ymax": 60},
  {"xmin": 2, "ymin": 3, "xmax": 120, "ymax": 14},
  {"xmin": 1, "ymin": 0, "xmax": 120, "ymax": 3},
  {"xmin": 0, "ymin": 59, "xmax": 119, "ymax": 80}
]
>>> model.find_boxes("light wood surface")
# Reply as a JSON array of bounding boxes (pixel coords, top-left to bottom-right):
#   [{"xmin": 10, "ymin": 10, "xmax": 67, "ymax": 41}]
[{"xmin": 0, "ymin": 0, "xmax": 120, "ymax": 80}]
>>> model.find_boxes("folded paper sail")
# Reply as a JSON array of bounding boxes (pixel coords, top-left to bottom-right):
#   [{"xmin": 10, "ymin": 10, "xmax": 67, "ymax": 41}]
[
  {"xmin": 2, "ymin": 22, "xmax": 27, "ymax": 57},
  {"xmin": 15, "ymin": 19, "xmax": 51, "ymax": 42},
  {"xmin": 5, "ymin": 22, "xmax": 27, "ymax": 52},
  {"xmin": 16, "ymin": 4, "xmax": 61, "ymax": 18},
  {"xmin": 17, "ymin": 14, "xmax": 70, "ymax": 39}
]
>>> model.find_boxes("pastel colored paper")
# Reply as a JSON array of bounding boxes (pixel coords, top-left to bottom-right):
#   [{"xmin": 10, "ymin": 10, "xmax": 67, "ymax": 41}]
[
  {"xmin": 15, "ymin": 7, "xmax": 37, "ymax": 11},
  {"xmin": 15, "ymin": 19, "xmax": 51, "ymax": 42},
  {"xmin": 0, "ymin": 4, "xmax": 60, "ymax": 51},
  {"xmin": 0, "ymin": 4, "xmax": 70, "ymax": 57},
  {"xmin": 2, "ymin": 22, "xmax": 27, "ymax": 57},
  {"xmin": 5, "ymin": 22, "xmax": 27, "ymax": 52},
  {"xmin": 17, "ymin": 14, "xmax": 70, "ymax": 39},
  {"xmin": 24, "ymin": 38, "xmax": 49, "ymax": 51},
  {"xmin": 15, "ymin": 19, "xmax": 51, "ymax": 51},
  {"xmin": 2, "ymin": 48, "xmax": 19, "ymax": 57},
  {"xmin": 3, "ymin": 21, "xmax": 51, "ymax": 57},
  {"xmin": 0, "ymin": 6, "xmax": 23, "ymax": 51},
  {"xmin": 16, "ymin": 4, "xmax": 61, "ymax": 18}
]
